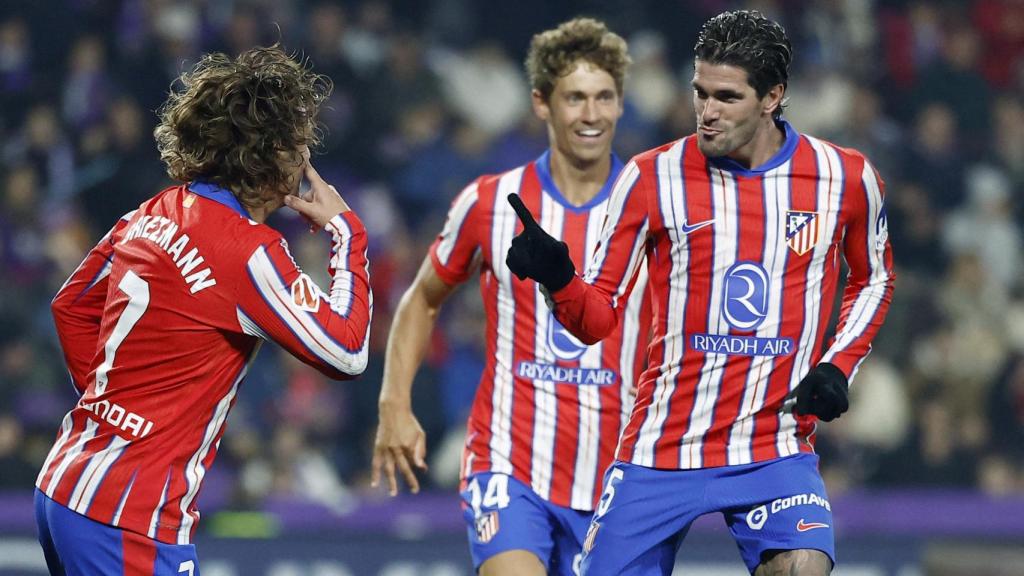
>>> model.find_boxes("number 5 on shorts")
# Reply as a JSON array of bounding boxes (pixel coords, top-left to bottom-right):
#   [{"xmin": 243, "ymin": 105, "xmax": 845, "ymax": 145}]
[{"xmin": 595, "ymin": 467, "xmax": 624, "ymax": 518}]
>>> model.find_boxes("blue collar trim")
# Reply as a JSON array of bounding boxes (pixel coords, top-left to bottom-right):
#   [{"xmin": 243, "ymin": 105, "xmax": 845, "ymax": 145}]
[
  {"xmin": 706, "ymin": 119, "xmax": 799, "ymax": 176},
  {"xmin": 187, "ymin": 181, "xmax": 251, "ymax": 218},
  {"xmin": 534, "ymin": 150, "xmax": 624, "ymax": 213}
]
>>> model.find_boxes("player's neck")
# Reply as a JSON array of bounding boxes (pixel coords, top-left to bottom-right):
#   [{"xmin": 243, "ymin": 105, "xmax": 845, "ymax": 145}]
[
  {"xmin": 728, "ymin": 117, "xmax": 785, "ymax": 170},
  {"xmin": 245, "ymin": 199, "xmax": 281, "ymax": 223},
  {"xmin": 549, "ymin": 149, "xmax": 611, "ymax": 207}
]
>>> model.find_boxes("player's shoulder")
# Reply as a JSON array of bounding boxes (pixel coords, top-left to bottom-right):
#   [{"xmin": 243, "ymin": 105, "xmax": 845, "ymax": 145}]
[
  {"xmin": 453, "ymin": 162, "xmax": 535, "ymax": 210},
  {"xmin": 170, "ymin": 184, "xmax": 284, "ymax": 251},
  {"xmin": 628, "ymin": 137, "xmax": 689, "ymax": 169},
  {"xmin": 479, "ymin": 161, "xmax": 534, "ymax": 193},
  {"xmin": 801, "ymin": 133, "xmax": 873, "ymax": 168}
]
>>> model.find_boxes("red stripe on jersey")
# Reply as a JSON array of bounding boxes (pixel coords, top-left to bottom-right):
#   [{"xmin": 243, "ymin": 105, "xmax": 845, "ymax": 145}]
[
  {"xmin": 655, "ymin": 139, "xmax": 714, "ymax": 469},
  {"xmin": 464, "ymin": 174, "xmax": 500, "ymax": 478},
  {"xmin": 447, "ymin": 157, "xmax": 649, "ymax": 509},
  {"xmin": 754, "ymin": 137, "xmax": 820, "ymax": 459},
  {"xmin": 616, "ymin": 143, "xmax": 674, "ymax": 465},
  {"xmin": 508, "ymin": 168, "xmax": 541, "ymax": 487},
  {"xmin": 548, "ymin": 205, "xmax": 589, "ymax": 504},
  {"xmin": 37, "ymin": 417, "xmax": 79, "ymax": 495},
  {"xmin": 83, "ymin": 459, "xmax": 132, "ymax": 523},
  {"xmin": 701, "ymin": 172, "xmax": 768, "ymax": 467},
  {"xmin": 50, "ymin": 430, "xmax": 108, "ymax": 504}
]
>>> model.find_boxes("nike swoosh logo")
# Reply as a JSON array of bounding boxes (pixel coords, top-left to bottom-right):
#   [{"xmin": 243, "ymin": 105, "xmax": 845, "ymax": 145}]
[
  {"xmin": 796, "ymin": 519, "xmax": 830, "ymax": 532},
  {"xmin": 680, "ymin": 218, "xmax": 715, "ymax": 234}
]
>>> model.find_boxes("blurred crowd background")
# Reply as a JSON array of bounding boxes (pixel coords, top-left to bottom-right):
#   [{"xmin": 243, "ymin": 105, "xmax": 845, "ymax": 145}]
[{"xmin": 1, "ymin": 0, "xmax": 1023, "ymax": 522}]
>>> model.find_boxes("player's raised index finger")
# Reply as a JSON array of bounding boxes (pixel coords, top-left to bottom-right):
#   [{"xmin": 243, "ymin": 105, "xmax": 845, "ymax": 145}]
[
  {"xmin": 507, "ymin": 193, "xmax": 539, "ymax": 231},
  {"xmin": 304, "ymin": 160, "xmax": 327, "ymax": 186}
]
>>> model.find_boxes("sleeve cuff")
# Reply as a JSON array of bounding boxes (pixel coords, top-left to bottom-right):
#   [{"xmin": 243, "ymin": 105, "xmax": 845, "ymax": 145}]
[
  {"xmin": 326, "ymin": 211, "xmax": 366, "ymax": 238},
  {"xmin": 428, "ymin": 249, "xmax": 469, "ymax": 286}
]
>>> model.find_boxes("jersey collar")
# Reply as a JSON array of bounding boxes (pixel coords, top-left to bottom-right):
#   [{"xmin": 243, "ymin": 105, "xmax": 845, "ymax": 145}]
[
  {"xmin": 705, "ymin": 119, "xmax": 799, "ymax": 176},
  {"xmin": 534, "ymin": 150, "xmax": 624, "ymax": 213},
  {"xmin": 187, "ymin": 181, "xmax": 252, "ymax": 219}
]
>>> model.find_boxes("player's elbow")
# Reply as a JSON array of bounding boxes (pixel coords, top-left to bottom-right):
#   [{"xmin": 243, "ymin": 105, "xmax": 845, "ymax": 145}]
[
  {"xmin": 50, "ymin": 292, "xmax": 73, "ymax": 324},
  {"xmin": 328, "ymin": 348, "xmax": 368, "ymax": 378}
]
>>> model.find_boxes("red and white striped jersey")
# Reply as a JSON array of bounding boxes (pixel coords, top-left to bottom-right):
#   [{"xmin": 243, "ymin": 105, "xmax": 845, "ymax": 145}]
[
  {"xmin": 430, "ymin": 151, "xmax": 651, "ymax": 511},
  {"xmin": 551, "ymin": 122, "xmax": 895, "ymax": 470},
  {"xmin": 37, "ymin": 182, "xmax": 372, "ymax": 544}
]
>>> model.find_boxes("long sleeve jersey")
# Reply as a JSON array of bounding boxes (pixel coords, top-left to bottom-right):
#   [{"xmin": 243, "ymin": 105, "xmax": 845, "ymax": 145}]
[
  {"xmin": 551, "ymin": 122, "xmax": 894, "ymax": 470},
  {"xmin": 37, "ymin": 182, "xmax": 372, "ymax": 544}
]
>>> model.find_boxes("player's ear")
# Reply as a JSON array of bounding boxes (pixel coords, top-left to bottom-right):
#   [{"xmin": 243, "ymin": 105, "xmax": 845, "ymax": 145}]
[
  {"xmin": 531, "ymin": 89, "xmax": 551, "ymax": 122},
  {"xmin": 763, "ymin": 83, "xmax": 785, "ymax": 117}
]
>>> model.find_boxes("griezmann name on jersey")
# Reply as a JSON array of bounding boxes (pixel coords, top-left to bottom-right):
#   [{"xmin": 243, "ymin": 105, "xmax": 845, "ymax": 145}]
[{"xmin": 37, "ymin": 182, "xmax": 372, "ymax": 545}]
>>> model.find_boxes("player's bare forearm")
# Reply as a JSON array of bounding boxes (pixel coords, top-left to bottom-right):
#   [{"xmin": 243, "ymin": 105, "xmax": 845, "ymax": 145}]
[
  {"xmin": 379, "ymin": 258, "xmax": 456, "ymax": 407},
  {"xmin": 373, "ymin": 258, "xmax": 455, "ymax": 494}
]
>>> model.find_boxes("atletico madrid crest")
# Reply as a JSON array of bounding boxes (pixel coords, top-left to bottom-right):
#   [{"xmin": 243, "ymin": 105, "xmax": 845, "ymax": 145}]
[
  {"xmin": 583, "ymin": 522, "xmax": 600, "ymax": 553},
  {"xmin": 475, "ymin": 511, "xmax": 500, "ymax": 543},
  {"xmin": 785, "ymin": 211, "xmax": 819, "ymax": 255}
]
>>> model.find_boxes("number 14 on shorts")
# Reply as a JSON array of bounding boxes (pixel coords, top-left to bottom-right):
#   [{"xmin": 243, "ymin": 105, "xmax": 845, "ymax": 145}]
[{"xmin": 467, "ymin": 474, "xmax": 511, "ymax": 514}]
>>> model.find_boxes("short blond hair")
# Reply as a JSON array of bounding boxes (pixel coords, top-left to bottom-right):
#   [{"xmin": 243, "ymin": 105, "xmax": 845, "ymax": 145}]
[{"xmin": 525, "ymin": 17, "xmax": 631, "ymax": 101}]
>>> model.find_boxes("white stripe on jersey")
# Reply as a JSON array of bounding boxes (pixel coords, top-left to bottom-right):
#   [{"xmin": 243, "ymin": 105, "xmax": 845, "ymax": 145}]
[
  {"xmin": 45, "ymin": 418, "xmax": 98, "ymax": 498},
  {"xmin": 822, "ymin": 161, "xmax": 888, "ymax": 369},
  {"xmin": 489, "ymin": 168, "xmax": 526, "ymax": 475},
  {"xmin": 779, "ymin": 137, "xmax": 845, "ymax": 456},
  {"xmin": 94, "ymin": 272, "xmax": 149, "ymax": 397},
  {"xmin": 326, "ymin": 214, "xmax": 374, "ymax": 324},
  {"xmin": 37, "ymin": 412, "xmax": 74, "ymax": 490},
  {"xmin": 617, "ymin": 264, "xmax": 648, "ymax": 450},
  {"xmin": 69, "ymin": 434, "xmax": 130, "ymax": 514},
  {"xmin": 325, "ymin": 215, "xmax": 355, "ymax": 316},
  {"xmin": 177, "ymin": 347, "xmax": 257, "ymax": 543},
  {"xmin": 680, "ymin": 167, "xmax": 739, "ymax": 468},
  {"xmin": 583, "ymin": 162, "xmax": 649, "ymax": 305},
  {"xmin": 148, "ymin": 472, "xmax": 170, "ymax": 539},
  {"xmin": 111, "ymin": 472, "xmax": 137, "ymax": 526},
  {"xmin": 248, "ymin": 247, "xmax": 368, "ymax": 375},
  {"xmin": 727, "ymin": 162, "xmax": 792, "ymax": 465},
  {"xmin": 633, "ymin": 141, "xmax": 686, "ymax": 467},
  {"xmin": 530, "ymin": 193, "xmax": 565, "ymax": 500},
  {"xmin": 436, "ymin": 183, "xmax": 479, "ymax": 266},
  {"xmin": 237, "ymin": 307, "xmax": 270, "ymax": 340},
  {"xmin": 571, "ymin": 202, "xmax": 609, "ymax": 510}
]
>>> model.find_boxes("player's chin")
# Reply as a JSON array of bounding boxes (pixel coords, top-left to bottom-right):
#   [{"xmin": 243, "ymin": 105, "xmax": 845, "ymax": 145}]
[
  {"xmin": 697, "ymin": 138, "xmax": 729, "ymax": 158},
  {"xmin": 570, "ymin": 143, "xmax": 610, "ymax": 163}
]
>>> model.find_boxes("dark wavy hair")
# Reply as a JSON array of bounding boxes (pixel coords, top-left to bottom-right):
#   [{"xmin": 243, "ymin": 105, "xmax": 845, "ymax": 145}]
[
  {"xmin": 525, "ymin": 17, "xmax": 631, "ymax": 101},
  {"xmin": 154, "ymin": 46, "xmax": 332, "ymax": 208},
  {"xmin": 694, "ymin": 10, "xmax": 792, "ymax": 118}
]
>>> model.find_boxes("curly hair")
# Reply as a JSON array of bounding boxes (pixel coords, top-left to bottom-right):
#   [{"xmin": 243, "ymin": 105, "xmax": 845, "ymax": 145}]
[
  {"xmin": 525, "ymin": 17, "xmax": 631, "ymax": 101},
  {"xmin": 154, "ymin": 46, "xmax": 332, "ymax": 209},
  {"xmin": 694, "ymin": 10, "xmax": 792, "ymax": 118}
]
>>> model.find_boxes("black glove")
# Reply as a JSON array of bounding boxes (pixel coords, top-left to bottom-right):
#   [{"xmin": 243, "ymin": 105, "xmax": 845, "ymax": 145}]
[
  {"xmin": 505, "ymin": 194, "xmax": 575, "ymax": 292},
  {"xmin": 794, "ymin": 362, "xmax": 849, "ymax": 422}
]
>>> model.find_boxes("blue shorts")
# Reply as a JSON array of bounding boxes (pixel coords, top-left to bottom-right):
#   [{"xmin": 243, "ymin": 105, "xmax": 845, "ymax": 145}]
[
  {"xmin": 460, "ymin": 472, "xmax": 592, "ymax": 575},
  {"xmin": 581, "ymin": 454, "xmax": 835, "ymax": 575},
  {"xmin": 34, "ymin": 489, "xmax": 200, "ymax": 575}
]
